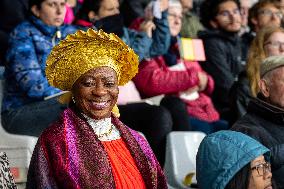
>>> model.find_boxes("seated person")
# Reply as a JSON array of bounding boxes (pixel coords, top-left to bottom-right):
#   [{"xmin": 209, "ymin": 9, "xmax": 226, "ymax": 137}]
[
  {"xmin": 179, "ymin": 0, "xmax": 204, "ymax": 38},
  {"xmin": 198, "ymin": 0, "xmax": 244, "ymax": 121},
  {"xmin": 26, "ymin": 29, "xmax": 167, "ymax": 188},
  {"xmin": 197, "ymin": 130, "xmax": 275, "ymax": 189},
  {"xmin": 241, "ymin": 0, "xmax": 282, "ymax": 61},
  {"xmin": 232, "ymin": 55, "xmax": 284, "ymax": 188},
  {"xmin": 134, "ymin": 0, "xmax": 228, "ymax": 134},
  {"xmin": 229, "ymin": 26, "xmax": 284, "ymax": 124},
  {"xmin": 74, "ymin": 0, "xmax": 170, "ymax": 62},
  {"xmin": 1, "ymin": 0, "xmax": 77, "ymax": 136}
]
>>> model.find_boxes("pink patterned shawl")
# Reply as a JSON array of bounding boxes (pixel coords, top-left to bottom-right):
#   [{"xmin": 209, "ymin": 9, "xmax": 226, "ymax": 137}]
[{"xmin": 26, "ymin": 108, "xmax": 167, "ymax": 189}]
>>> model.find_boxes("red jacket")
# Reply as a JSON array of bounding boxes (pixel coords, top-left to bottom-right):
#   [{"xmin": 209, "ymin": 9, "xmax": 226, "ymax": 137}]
[{"xmin": 134, "ymin": 56, "xmax": 219, "ymax": 122}]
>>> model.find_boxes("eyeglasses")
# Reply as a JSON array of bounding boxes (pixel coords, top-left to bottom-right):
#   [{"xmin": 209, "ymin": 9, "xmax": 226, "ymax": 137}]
[
  {"xmin": 168, "ymin": 13, "xmax": 183, "ymax": 20},
  {"xmin": 265, "ymin": 41, "xmax": 284, "ymax": 49},
  {"xmin": 251, "ymin": 162, "xmax": 271, "ymax": 177},
  {"xmin": 217, "ymin": 9, "xmax": 240, "ymax": 17},
  {"xmin": 258, "ymin": 9, "xmax": 283, "ymax": 19}
]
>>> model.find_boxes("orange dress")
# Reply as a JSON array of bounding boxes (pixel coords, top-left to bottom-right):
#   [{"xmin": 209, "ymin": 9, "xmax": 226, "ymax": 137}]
[{"xmin": 102, "ymin": 138, "xmax": 147, "ymax": 189}]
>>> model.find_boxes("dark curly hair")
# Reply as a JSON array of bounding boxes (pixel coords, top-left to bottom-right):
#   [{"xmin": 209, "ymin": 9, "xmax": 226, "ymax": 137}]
[{"xmin": 199, "ymin": 0, "xmax": 241, "ymax": 29}]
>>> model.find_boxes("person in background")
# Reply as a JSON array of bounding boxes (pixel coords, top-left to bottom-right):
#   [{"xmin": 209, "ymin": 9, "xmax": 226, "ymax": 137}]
[
  {"xmin": 232, "ymin": 55, "xmax": 284, "ymax": 188},
  {"xmin": 229, "ymin": 26, "xmax": 284, "ymax": 125},
  {"xmin": 197, "ymin": 130, "xmax": 275, "ymax": 189},
  {"xmin": 27, "ymin": 29, "xmax": 167, "ymax": 189},
  {"xmin": 128, "ymin": 0, "xmax": 194, "ymax": 133},
  {"xmin": 241, "ymin": 0, "xmax": 282, "ymax": 61},
  {"xmin": 179, "ymin": 0, "xmax": 204, "ymax": 38},
  {"xmin": 74, "ymin": 0, "xmax": 170, "ymax": 62},
  {"xmin": 239, "ymin": 0, "xmax": 253, "ymax": 35},
  {"xmin": 1, "ymin": 0, "xmax": 77, "ymax": 136},
  {"xmin": 198, "ymin": 0, "xmax": 244, "ymax": 122},
  {"xmin": 247, "ymin": 26, "xmax": 284, "ymax": 97},
  {"xmin": 274, "ymin": 0, "xmax": 284, "ymax": 27},
  {"xmin": 134, "ymin": 0, "xmax": 228, "ymax": 134}
]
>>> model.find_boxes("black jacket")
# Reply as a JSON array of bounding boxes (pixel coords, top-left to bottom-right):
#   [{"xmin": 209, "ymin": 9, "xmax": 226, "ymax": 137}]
[
  {"xmin": 198, "ymin": 30, "xmax": 244, "ymax": 119},
  {"xmin": 228, "ymin": 71, "xmax": 252, "ymax": 125},
  {"xmin": 240, "ymin": 31, "xmax": 255, "ymax": 61},
  {"xmin": 232, "ymin": 97, "xmax": 284, "ymax": 188}
]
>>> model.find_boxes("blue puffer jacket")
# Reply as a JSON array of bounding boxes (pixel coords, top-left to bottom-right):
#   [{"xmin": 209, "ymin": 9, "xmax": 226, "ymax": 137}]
[
  {"xmin": 121, "ymin": 11, "xmax": 170, "ymax": 62},
  {"xmin": 2, "ymin": 16, "xmax": 77, "ymax": 112},
  {"xmin": 196, "ymin": 130, "xmax": 270, "ymax": 189}
]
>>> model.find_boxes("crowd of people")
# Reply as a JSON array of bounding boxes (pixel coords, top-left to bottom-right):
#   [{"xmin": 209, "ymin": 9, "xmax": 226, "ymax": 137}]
[{"xmin": 0, "ymin": 0, "xmax": 284, "ymax": 188}]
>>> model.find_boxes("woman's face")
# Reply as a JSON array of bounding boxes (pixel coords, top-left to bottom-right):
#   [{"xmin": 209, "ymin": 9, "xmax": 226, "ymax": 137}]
[
  {"xmin": 264, "ymin": 31, "xmax": 284, "ymax": 56},
  {"xmin": 248, "ymin": 155, "xmax": 273, "ymax": 189},
  {"xmin": 31, "ymin": 0, "xmax": 66, "ymax": 27},
  {"xmin": 96, "ymin": 0, "xmax": 120, "ymax": 19},
  {"xmin": 72, "ymin": 67, "xmax": 119, "ymax": 120},
  {"xmin": 168, "ymin": 6, "xmax": 183, "ymax": 37}
]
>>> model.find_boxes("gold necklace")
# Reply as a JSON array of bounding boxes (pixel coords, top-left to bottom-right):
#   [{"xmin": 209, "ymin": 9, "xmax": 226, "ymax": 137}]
[{"xmin": 97, "ymin": 125, "xmax": 113, "ymax": 138}]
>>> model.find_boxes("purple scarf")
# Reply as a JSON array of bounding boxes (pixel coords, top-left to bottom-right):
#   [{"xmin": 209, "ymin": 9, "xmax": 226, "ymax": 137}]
[{"xmin": 26, "ymin": 108, "xmax": 167, "ymax": 189}]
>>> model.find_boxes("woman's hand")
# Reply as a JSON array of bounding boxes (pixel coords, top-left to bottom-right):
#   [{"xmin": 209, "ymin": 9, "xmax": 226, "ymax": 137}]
[
  {"xmin": 198, "ymin": 72, "xmax": 208, "ymax": 91},
  {"xmin": 139, "ymin": 20, "xmax": 156, "ymax": 38},
  {"xmin": 159, "ymin": 0, "xmax": 169, "ymax": 12}
]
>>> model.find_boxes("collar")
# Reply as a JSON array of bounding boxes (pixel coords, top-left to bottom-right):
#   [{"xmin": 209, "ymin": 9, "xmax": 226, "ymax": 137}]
[
  {"xmin": 248, "ymin": 97, "xmax": 284, "ymax": 125},
  {"xmin": 29, "ymin": 15, "xmax": 63, "ymax": 38},
  {"xmin": 82, "ymin": 114, "xmax": 121, "ymax": 141},
  {"xmin": 199, "ymin": 29, "xmax": 240, "ymax": 44}
]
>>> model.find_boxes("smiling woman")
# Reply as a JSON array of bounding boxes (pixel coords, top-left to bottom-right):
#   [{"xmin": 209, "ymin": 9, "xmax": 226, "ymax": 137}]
[
  {"xmin": 26, "ymin": 29, "xmax": 167, "ymax": 189},
  {"xmin": 72, "ymin": 67, "xmax": 119, "ymax": 120}
]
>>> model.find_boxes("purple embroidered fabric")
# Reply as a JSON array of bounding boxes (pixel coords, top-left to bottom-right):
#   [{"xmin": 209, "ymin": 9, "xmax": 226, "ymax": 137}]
[{"xmin": 26, "ymin": 108, "xmax": 167, "ymax": 189}]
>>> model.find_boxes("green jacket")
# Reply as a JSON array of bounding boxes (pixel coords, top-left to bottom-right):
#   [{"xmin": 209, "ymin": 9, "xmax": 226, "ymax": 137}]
[{"xmin": 180, "ymin": 12, "xmax": 204, "ymax": 38}]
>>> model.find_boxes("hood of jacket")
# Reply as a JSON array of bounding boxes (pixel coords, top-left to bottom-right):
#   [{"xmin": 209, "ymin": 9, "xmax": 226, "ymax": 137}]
[{"xmin": 196, "ymin": 130, "xmax": 270, "ymax": 189}]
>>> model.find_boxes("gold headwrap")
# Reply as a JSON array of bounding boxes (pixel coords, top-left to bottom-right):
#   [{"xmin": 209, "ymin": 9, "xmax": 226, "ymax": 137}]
[
  {"xmin": 46, "ymin": 28, "xmax": 139, "ymax": 90},
  {"xmin": 45, "ymin": 29, "xmax": 139, "ymax": 117}
]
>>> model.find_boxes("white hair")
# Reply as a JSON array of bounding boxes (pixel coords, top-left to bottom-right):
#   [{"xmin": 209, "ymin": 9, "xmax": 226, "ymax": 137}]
[{"xmin": 169, "ymin": 0, "xmax": 182, "ymax": 9}]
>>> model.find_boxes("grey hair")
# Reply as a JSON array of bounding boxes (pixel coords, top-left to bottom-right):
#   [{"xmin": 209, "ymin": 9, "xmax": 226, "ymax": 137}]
[{"xmin": 169, "ymin": 0, "xmax": 182, "ymax": 9}]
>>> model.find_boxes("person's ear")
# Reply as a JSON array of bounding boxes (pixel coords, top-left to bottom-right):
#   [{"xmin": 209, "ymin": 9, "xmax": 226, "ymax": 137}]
[
  {"xmin": 259, "ymin": 79, "xmax": 270, "ymax": 98},
  {"xmin": 31, "ymin": 5, "xmax": 40, "ymax": 17},
  {"xmin": 88, "ymin": 10, "xmax": 99, "ymax": 21},
  {"xmin": 210, "ymin": 20, "xmax": 219, "ymax": 29}
]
